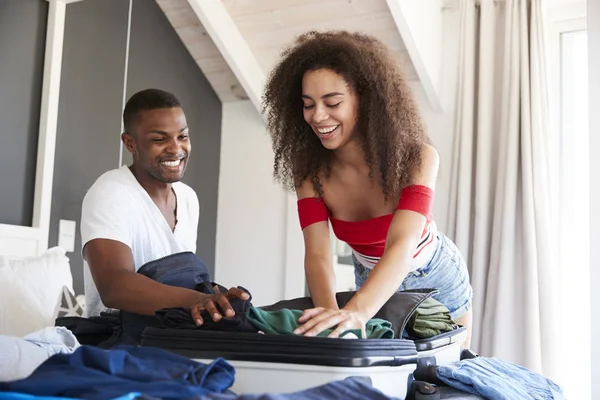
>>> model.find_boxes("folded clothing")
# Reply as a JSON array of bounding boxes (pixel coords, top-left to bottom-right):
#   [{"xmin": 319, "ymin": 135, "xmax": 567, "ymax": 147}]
[
  {"xmin": 0, "ymin": 344, "xmax": 235, "ymax": 400},
  {"xmin": 404, "ymin": 297, "xmax": 456, "ymax": 339},
  {"xmin": 436, "ymin": 356, "xmax": 565, "ymax": 400},
  {"xmin": 246, "ymin": 307, "xmax": 394, "ymax": 339},
  {"xmin": 155, "ymin": 285, "xmax": 257, "ymax": 333},
  {"xmin": 155, "ymin": 304, "xmax": 258, "ymax": 334}
]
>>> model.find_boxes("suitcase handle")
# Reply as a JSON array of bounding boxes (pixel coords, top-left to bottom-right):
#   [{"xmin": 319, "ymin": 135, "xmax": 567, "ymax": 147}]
[{"xmin": 413, "ymin": 349, "xmax": 480, "ymax": 388}]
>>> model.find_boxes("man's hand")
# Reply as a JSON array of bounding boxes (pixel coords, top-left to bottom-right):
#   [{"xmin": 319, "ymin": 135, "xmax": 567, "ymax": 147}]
[
  {"xmin": 192, "ymin": 286, "xmax": 249, "ymax": 326},
  {"xmin": 293, "ymin": 306, "xmax": 368, "ymax": 338}
]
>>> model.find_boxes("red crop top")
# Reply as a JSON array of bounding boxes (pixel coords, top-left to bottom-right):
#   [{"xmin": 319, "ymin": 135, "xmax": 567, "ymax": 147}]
[{"xmin": 297, "ymin": 185, "xmax": 435, "ymax": 261}]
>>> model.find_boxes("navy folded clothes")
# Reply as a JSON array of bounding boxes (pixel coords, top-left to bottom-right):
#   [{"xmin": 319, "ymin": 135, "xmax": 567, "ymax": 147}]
[
  {"xmin": 154, "ymin": 286, "xmax": 257, "ymax": 334},
  {"xmin": 0, "ymin": 344, "xmax": 235, "ymax": 400},
  {"xmin": 155, "ymin": 304, "xmax": 258, "ymax": 334}
]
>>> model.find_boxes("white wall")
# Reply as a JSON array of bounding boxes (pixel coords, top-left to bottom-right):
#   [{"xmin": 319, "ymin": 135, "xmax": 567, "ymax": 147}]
[
  {"xmin": 396, "ymin": 0, "xmax": 444, "ymax": 111},
  {"xmin": 588, "ymin": 0, "xmax": 599, "ymax": 397},
  {"xmin": 416, "ymin": 4, "xmax": 461, "ymax": 232},
  {"xmin": 214, "ymin": 101, "xmax": 288, "ymax": 306}
]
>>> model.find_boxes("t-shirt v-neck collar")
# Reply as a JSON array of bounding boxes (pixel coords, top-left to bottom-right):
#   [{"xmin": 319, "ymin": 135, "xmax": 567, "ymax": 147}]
[{"xmin": 122, "ymin": 166, "xmax": 181, "ymax": 236}]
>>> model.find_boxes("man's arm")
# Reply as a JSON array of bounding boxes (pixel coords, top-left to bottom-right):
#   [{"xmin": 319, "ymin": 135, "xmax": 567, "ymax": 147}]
[
  {"xmin": 84, "ymin": 239, "xmax": 203, "ymax": 314},
  {"xmin": 84, "ymin": 239, "xmax": 247, "ymax": 320}
]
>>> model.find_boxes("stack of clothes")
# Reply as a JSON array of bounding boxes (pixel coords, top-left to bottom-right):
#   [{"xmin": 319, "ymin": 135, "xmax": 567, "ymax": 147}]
[{"xmin": 403, "ymin": 297, "xmax": 457, "ymax": 339}]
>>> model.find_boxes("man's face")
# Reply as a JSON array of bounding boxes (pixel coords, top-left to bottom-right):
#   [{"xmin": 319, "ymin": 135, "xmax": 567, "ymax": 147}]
[{"xmin": 124, "ymin": 107, "xmax": 191, "ymax": 183}]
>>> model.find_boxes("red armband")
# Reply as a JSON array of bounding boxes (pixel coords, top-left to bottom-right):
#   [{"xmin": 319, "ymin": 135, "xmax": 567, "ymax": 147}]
[
  {"xmin": 396, "ymin": 185, "xmax": 434, "ymax": 217},
  {"xmin": 297, "ymin": 197, "xmax": 329, "ymax": 229}
]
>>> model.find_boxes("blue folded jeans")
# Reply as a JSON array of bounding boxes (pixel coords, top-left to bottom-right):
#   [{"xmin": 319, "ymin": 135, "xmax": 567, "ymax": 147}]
[{"xmin": 436, "ymin": 357, "xmax": 565, "ymax": 400}]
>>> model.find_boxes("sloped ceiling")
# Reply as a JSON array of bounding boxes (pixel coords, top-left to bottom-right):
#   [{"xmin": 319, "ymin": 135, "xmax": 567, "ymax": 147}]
[
  {"xmin": 156, "ymin": 0, "xmax": 247, "ymax": 102},
  {"xmin": 156, "ymin": 0, "xmax": 422, "ymax": 105}
]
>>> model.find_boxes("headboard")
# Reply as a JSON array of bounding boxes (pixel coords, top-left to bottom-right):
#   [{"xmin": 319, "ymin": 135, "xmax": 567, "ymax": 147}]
[
  {"xmin": 0, "ymin": 224, "xmax": 44, "ymax": 258},
  {"xmin": 0, "ymin": 1, "xmax": 65, "ymax": 259}
]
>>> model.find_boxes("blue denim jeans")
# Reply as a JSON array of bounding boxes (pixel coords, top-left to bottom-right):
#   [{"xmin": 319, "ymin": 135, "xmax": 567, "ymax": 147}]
[
  {"xmin": 354, "ymin": 233, "xmax": 473, "ymax": 319},
  {"xmin": 436, "ymin": 357, "xmax": 565, "ymax": 400}
]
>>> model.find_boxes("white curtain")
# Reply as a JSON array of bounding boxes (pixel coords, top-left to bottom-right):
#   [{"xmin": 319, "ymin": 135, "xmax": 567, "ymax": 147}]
[{"xmin": 447, "ymin": 0, "xmax": 559, "ymax": 377}]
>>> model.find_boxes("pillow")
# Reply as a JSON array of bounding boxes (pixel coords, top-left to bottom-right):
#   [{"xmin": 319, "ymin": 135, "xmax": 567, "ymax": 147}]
[
  {"xmin": 0, "ymin": 247, "xmax": 73, "ymax": 337},
  {"xmin": 53, "ymin": 285, "xmax": 84, "ymax": 319}
]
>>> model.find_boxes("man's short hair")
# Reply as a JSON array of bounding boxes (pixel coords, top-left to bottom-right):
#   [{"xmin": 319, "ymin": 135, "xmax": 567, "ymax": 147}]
[{"xmin": 123, "ymin": 89, "xmax": 181, "ymax": 134}]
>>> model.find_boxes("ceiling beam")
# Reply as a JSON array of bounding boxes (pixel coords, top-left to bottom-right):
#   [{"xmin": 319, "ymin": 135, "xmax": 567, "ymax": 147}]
[
  {"xmin": 386, "ymin": 0, "xmax": 444, "ymax": 112},
  {"xmin": 186, "ymin": 0, "xmax": 265, "ymax": 114},
  {"xmin": 44, "ymin": 0, "xmax": 87, "ymax": 4}
]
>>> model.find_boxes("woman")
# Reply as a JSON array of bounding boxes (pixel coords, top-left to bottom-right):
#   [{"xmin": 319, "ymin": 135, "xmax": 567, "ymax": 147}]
[{"xmin": 263, "ymin": 30, "xmax": 473, "ymax": 346}]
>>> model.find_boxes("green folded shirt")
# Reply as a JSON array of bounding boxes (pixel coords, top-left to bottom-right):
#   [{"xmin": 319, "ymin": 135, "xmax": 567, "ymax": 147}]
[
  {"xmin": 246, "ymin": 307, "xmax": 394, "ymax": 339},
  {"xmin": 405, "ymin": 297, "xmax": 456, "ymax": 339}
]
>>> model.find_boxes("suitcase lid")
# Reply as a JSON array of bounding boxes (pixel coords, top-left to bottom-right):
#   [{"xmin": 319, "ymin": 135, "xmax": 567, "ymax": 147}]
[{"xmin": 141, "ymin": 328, "xmax": 419, "ymax": 368}]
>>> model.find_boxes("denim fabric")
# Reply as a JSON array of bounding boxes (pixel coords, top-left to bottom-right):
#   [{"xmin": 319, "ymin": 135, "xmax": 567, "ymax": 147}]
[
  {"xmin": 0, "ymin": 378, "xmax": 396, "ymax": 400},
  {"xmin": 0, "ymin": 393, "xmax": 140, "ymax": 400},
  {"xmin": 136, "ymin": 251, "xmax": 211, "ymax": 289},
  {"xmin": 354, "ymin": 233, "xmax": 473, "ymax": 319},
  {"xmin": 119, "ymin": 252, "xmax": 213, "ymax": 345},
  {"xmin": 0, "ymin": 345, "xmax": 234, "ymax": 400},
  {"xmin": 436, "ymin": 357, "xmax": 565, "ymax": 400}
]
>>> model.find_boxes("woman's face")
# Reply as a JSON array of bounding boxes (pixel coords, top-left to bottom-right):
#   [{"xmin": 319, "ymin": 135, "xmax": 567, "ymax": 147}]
[{"xmin": 301, "ymin": 68, "xmax": 359, "ymax": 150}]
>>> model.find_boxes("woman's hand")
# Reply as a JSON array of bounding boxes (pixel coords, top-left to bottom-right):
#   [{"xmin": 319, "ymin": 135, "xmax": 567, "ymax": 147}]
[
  {"xmin": 192, "ymin": 286, "xmax": 249, "ymax": 326},
  {"xmin": 293, "ymin": 307, "xmax": 368, "ymax": 338}
]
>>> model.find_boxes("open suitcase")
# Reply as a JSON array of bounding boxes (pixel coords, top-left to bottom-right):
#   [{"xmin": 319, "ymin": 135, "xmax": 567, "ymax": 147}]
[{"xmin": 141, "ymin": 289, "xmax": 468, "ymax": 399}]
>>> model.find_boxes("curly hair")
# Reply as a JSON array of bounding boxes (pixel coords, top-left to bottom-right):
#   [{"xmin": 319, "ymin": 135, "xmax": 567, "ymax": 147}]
[{"xmin": 262, "ymin": 30, "xmax": 430, "ymax": 200}]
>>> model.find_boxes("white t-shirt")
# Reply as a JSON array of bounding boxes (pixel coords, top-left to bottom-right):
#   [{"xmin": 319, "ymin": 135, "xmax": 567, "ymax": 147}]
[{"xmin": 80, "ymin": 165, "xmax": 199, "ymax": 317}]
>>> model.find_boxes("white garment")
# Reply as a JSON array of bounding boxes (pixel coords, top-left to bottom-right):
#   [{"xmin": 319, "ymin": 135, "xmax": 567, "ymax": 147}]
[
  {"xmin": 0, "ymin": 327, "xmax": 80, "ymax": 382},
  {"xmin": 22, "ymin": 326, "xmax": 80, "ymax": 356},
  {"xmin": 0, "ymin": 335, "xmax": 49, "ymax": 382},
  {"xmin": 81, "ymin": 165, "xmax": 199, "ymax": 317}
]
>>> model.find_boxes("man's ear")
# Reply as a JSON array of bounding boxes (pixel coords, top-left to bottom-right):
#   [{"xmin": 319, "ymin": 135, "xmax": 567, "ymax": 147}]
[{"xmin": 121, "ymin": 132, "xmax": 136, "ymax": 155}]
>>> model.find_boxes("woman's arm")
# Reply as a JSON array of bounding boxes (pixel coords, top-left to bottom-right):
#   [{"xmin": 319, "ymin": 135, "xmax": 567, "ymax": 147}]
[
  {"xmin": 296, "ymin": 144, "xmax": 440, "ymax": 337},
  {"xmin": 297, "ymin": 180, "xmax": 339, "ymax": 310}
]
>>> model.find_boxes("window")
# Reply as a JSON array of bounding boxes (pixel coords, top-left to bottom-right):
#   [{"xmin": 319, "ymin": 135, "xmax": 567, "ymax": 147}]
[{"xmin": 547, "ymin": 11, "xmax": 590, "ymax": 399}]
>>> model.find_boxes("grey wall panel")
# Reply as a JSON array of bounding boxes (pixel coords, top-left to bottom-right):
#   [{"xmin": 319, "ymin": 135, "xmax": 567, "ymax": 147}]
[
  {"xmin": 49, "ymin": 0, "xmax": 129, "ymax": 294},
  {"xmin": 0, "ymin": 0, "xmax": 48, "ymax": 226},
  {"xmin": 124, "ymin": 0, "xmax": 222, "ymax": 277}
]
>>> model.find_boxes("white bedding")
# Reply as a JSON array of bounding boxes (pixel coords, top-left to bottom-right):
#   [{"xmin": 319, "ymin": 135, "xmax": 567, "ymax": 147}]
[{"xmin": 0, "ymin": 247, "xmax": 73, "ymax": 337}]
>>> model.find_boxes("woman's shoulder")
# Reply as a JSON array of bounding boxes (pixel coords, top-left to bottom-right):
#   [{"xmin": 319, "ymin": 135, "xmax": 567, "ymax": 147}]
[
  {"xmin": 412, "ymin": 144, "xmax": 440, "ymax": 187},
  {"xmin": 295, "ymin": 178, "xmax": 319, "ymax": 200}
]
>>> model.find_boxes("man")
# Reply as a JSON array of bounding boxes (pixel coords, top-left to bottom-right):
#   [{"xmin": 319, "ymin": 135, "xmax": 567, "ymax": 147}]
[{"xmin": 81, "ymin": 88, "xmax": 246, "ymax": 324}]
